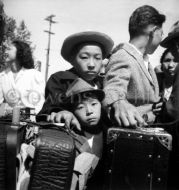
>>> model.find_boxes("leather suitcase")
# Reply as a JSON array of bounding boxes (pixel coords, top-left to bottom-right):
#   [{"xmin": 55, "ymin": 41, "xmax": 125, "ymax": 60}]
[
  {"xmin": 28, "ymin": 127, "xmax": 75, "ymax": 190},
  {"xmin": 104, "ymin": 126, "xmax": 172, "ymax": 190},
  {"xmin": 0, "ymin": 120, "xmax": 26, "ymax": 190}
]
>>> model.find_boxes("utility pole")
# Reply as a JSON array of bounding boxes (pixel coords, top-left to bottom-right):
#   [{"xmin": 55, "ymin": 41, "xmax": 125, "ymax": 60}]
[{"xmin": 44, "ymin": 14, "xmax": 57, "ymax": 82}]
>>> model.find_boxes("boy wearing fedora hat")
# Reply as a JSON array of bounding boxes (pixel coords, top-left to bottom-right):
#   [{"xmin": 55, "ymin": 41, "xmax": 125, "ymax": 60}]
[
  {"xmin": 63, "ymin": 77, "xmax": 107, "ymax": 190},
  {"xmin": 37, "ymin": 31, "xmax": 113, "ymax": 130}
]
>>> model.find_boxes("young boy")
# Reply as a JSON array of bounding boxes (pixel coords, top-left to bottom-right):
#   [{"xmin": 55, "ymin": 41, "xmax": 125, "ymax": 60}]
[
  {"xmin": 37, "ymin": 31, "xmax": 114, "ymax": 131},
  {"xmin": 64, "ymin": 77, "xmax": 106, "ymax": 190}
]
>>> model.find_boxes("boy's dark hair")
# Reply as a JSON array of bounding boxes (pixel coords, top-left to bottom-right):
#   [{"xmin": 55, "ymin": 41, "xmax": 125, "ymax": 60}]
[
  {"xmin": 129, "ymin": 5, "xmax": 166, "ymax": 39},
  {"xmin": 12, "ymin": 40, "xmax": 34, "ymax": 69},
  {"xmin": 69, "ymin": 91, "xmax": 101, "ymax": 111}
]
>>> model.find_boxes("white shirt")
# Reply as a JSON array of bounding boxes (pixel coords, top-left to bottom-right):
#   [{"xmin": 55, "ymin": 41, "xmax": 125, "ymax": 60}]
[
  {"xmin": 163, "ymin": 86, "xmax": 173, "ymax": 101},
  {"xmin": 0, "ymin": 68, "xmax": 45, "ymax": 114}
]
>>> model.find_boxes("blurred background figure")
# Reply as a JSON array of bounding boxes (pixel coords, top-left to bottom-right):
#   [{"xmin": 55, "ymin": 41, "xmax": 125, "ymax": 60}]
[
  {"xmin": 0, "ymin": 40, "xmax": 45, "ymax": 116},
  {"xmin": 160, "ymin": 20, "xmax": 179, "ymax": 121},
  {"xmin": 160, "ymin": 20, "xmax": 179, "ymax": 51},
  {"xmin": 156, "ymin": 48, "xmax": 179, "ymax": 102},
  {"xmin": 160, "ymin": 20, "xmax": 179, "ymax": 190}
]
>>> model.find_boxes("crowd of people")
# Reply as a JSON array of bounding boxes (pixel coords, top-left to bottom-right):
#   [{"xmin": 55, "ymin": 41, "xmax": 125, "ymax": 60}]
[{"xmin": 1, "ymin": 3, "xmax": 179, "ymax": 190}]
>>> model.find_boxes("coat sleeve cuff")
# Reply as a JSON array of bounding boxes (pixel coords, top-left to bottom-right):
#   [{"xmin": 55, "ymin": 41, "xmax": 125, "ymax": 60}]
[{"xmin": 103, "ymin": 90, "xmax": 126, "ymax": 107}]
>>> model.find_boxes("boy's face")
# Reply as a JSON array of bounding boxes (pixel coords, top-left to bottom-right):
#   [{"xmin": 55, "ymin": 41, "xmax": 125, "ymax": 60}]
[
  {"xmin": 72, "ymin": 44, "xmax": 103, "ymax": 81},
  {"xmin": 74, "ymin": 97, "xmax": 101, "ymax": 128}
]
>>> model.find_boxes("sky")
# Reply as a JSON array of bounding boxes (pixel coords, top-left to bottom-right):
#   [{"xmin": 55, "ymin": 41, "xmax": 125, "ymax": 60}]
[{"xmin": 3, "ymin": 0, "xmax": 179, "ymax": 80}]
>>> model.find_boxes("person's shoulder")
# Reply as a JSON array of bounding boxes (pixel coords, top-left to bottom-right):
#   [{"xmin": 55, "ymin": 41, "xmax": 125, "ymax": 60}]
[
  {"xmin": 0, "ymin": 68, "xmax": 11, "ymax": 78},
  {"xmin": 0, "ymin": 70, "xmax": 5, "ymax": 77},
  {"xmin": 24, "ymin": 69, "xmax": 45, "ymax": 83},
  {"xmin": 108, "ymin": 43, "xmax": 131, "ymax": 65},
  {"xmin": 49, "ymin": 68, "xmax": 78, "ymax": 80},
  {"xmin": 111, "ymin": 43, "xmax": 130, "ymax": 57},
  {"xmin": 25, "ymin": 68, "xmax": 43, "ymax": 77}
]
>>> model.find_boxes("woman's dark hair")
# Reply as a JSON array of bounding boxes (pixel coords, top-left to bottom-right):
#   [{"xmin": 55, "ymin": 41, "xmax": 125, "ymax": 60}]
[
  {"xmin": 160, "ymin": 48, "xmax": 170, "ymax": 65},
  {"xmin": 12, "ymin": 40, "xmax": 34, "ymax": 69},
  {"xmin": 129, "ymin": 5, "xmax": 166, "ymax": 39}
]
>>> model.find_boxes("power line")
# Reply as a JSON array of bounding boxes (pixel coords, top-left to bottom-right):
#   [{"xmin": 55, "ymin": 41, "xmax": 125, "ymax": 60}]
[{"xmin": 44, "ymin": 14, "xmax": 57, "ymax": 82}]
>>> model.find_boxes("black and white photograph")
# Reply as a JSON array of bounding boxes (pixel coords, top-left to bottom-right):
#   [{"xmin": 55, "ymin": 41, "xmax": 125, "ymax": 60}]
[{"xmin": 0, "ymin": 0, "xmax": 179, "ymax": 189}]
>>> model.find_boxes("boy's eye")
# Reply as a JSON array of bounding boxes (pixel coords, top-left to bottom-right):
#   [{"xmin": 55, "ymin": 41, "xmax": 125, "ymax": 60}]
[
  {"xmin": 91, "ymin": 102, "xmax": 98, "ymax": 106},
  {"xmin": 76, "ymin": 104, "xmax": 84, "ymax": 110},
  {"xmin": 81, "ymin": 57, "xmax": 88, "ymax": 60},
  {"xmin": 80, "ymin": 55, "xmax": 88, "ymax": 59},
  {"xmin": 95, "ymin": 56, "xmax": 102, "ymax": 60}
]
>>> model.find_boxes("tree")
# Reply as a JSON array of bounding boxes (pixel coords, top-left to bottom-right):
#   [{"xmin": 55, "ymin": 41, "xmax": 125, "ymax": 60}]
[
  {"xmin": 0, "ymin": 14, "xmax": 32, "ymax": 71},
  {"xmin": 0, "ymin": 0, "xmax": 5, "ymax": 44},
  {"xmin": 15, "ymin": 20, "xmax": 31, "ymax": 44}
]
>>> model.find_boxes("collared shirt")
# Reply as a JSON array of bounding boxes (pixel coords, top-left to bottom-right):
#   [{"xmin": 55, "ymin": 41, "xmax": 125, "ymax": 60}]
[
  {"xmin": 0, "ymin": 67, "xmax": 45, "ymax": 114},
  {"xmin": 128, "ymin": 43, "xmax": 149, "ymax": 69},
  {"xmin": 128, "ymin": 43, "xmax": 152, "ymax": 79}
]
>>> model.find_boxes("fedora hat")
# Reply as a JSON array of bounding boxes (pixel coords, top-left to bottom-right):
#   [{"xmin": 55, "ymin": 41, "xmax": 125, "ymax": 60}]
[
  {"xmin": 61, "ymin": 31, "xmax": 114, "ymax": 62},
  {"xmin": 160, "ymin": 20, "xmax": 179, "ymax": 48},
  {"xmin": 65, "ymin": 78, "xmax": 105, "ymax": 103}
]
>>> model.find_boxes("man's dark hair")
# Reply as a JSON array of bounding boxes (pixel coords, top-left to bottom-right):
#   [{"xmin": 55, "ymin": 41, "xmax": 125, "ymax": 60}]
[
  {"xmin": 12, "ymin": 40, "xmax": 34, "ymax": 69},
  {"xmin": 129, "ymin": 5, "xmax": 166, "ymax": 39}
]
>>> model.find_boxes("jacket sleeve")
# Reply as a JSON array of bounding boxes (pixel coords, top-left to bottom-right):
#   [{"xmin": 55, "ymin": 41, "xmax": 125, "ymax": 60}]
[
  {"xmin": 37, "ymin": 74, "xmax": 68, "ymax": 120},
  {"xmin": 103, "ymin": 49, "xmax": 131, "ymax": 107}
]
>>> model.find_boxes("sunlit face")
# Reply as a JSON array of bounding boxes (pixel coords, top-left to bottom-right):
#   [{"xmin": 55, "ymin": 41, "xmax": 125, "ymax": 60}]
[
  {"xmin": 72, "ymin": 44, "xmax": 103, "ymax": 81},
  {"xmin": 5, "ymin": 43, "xmax": 17, "ymax": 63},
  {"xmin": 162, "ymin": 51, "xmax": 179, "ymax": 77},
  {"xmin": 146, "ymin": 26, "xmax": 164, "ymax": 54},
  {"xmin": 74, "ymin": 97, "xmax": 101, "ymax": 128}
]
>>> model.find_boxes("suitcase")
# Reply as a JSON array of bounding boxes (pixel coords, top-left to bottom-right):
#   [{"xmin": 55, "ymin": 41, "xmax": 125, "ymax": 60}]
[
  {"xmin": 104, "ymin": 126, "xmax": 172, "ymax": 190},
  {"xmin": 28, "ymin": 125, "xmax": 76, "ymax": 190},
  {"xmin": 0, "ymin": 119, "xmax": 26, "ymax": 190}
]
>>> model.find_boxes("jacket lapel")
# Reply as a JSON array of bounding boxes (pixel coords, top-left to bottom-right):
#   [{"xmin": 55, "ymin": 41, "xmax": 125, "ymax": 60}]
[{"xmin": 122, "ymin": 43, "xmax": 155, "ymax": 86}]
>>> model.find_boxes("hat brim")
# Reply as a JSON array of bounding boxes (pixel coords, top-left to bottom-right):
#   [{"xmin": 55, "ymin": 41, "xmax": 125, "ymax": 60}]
[
  {"xmin": 66, "ymin": 88, "xmax": 105, "ymax": 105},
  {"xmin": 61, "ymin": 31, "xmax": 114, "ymax": 62},
  {"xmin": 160, "ymin": 32, "xmax": 179, "ymax": 48}
]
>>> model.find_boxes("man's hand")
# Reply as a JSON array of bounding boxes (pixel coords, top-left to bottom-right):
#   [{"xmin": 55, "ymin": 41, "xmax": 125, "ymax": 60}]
[
  {"xmin": 47, "ymin": 110, "xmax": 81, "ymax": 131},
  {"xmin": 110, "ymin": 100, "xmax": 144, "ymax": 127},
  {"xmin": 152, "ymin": 102, "xmax": 163, "ymax": 116}
]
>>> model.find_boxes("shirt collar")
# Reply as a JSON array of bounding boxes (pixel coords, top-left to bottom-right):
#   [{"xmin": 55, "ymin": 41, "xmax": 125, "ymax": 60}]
[{"xmin": 127, "ymin": 42, "xmax": 143, "ymax": 57}]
